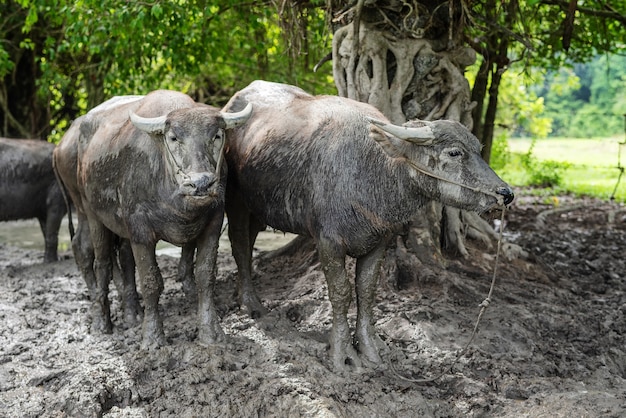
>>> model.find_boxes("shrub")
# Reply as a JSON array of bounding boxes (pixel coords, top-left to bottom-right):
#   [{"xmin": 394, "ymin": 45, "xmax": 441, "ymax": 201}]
[
  {"xmin": 489, "ymin": 132, "xmax": 511, "ymax": 171},
  {"xmin": 521, "ymin": 139, "xmax": 571, "ymax": 187}
]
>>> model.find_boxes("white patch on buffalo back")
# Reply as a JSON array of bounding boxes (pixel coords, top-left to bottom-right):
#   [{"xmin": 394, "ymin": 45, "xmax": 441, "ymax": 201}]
[
  {"xmin": 88, "ymin": 95, "xmax": 144, "ymax": 114},
  {"xmin": 247, "ymin": 81, "xmax": 303, "ymax": 109}
]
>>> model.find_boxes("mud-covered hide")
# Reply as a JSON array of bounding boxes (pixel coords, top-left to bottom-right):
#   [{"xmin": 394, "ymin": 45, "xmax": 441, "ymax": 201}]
[
  {"xmin": 53, "ymin": 90, "xmax": 252, "ymax": 349},
  {"xmin": 0, "ymin": 137, "xmax": 66, "ymax": 262},
  {"xmin": 222, "ymin": 80, "xmax": 512, "ymax": 371}
]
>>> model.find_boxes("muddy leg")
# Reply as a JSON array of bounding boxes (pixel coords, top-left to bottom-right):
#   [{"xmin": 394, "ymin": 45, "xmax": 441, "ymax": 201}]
[
  {"xmin": 355, "ymin": 241, "xmax": 389, "ymax": 366},
  {"xmin": 318, "ymin": 237, "xmax": 361, "ymax": 371},
  {"xmin": 38, "ymin": 215, "xmax": 59, "ymax": 263},
  {"xmin": 178, "ymin": 242, "xmax": 197, "ymax": 300},
  {"xmin": 88, "ymin": 219, "xmax": 113, "ymax": 334},
  {"xmin": 115, "ymin": 239, "xmax": 141, "ymax": 327},
  {"xmin": 131, "ymin": 242, "xmax": 165, "ymax": 349},
  {"xmin": 195, "ymin": 213, "xmax": 226, "ymax": 344},
  {"xmin": 72, "ymin": 214, "xmax": 97, "ymax": 300},
  {"xmin": 226, "ymin": 194, "xmax": 267, "ymax": 318}
]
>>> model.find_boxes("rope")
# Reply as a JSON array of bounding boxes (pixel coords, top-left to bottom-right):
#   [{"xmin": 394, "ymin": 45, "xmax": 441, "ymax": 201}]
[
  {"xmin": 388, "ymin": 208, "xmax": 506, "ymax": 384},
  {"xmin": 610, "ymin": 114, "xmax": 626, "ymax": 201},
  {"xmin": 385, "ymin": 156, "xmax": 508, "ymax": 383},
  {"xmin": 163, "ymin": 138, "xmax": 192, "ymax": 183},
  {"xmin": 405, "ymin": 159, "xmax": 506, "ymax": 206}
]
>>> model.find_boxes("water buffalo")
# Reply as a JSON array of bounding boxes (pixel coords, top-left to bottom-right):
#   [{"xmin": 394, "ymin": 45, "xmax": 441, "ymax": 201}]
[
  {"xmin": 54, "ymin": 90, "xmax": 252, "ymax": 348},
  {"xmin": 0, "ymin": 137, "xmax": 66, "ymax": 262},
  {"xmin": 222, "ymin": 80, "xmax": 514, "ymax": 371}
]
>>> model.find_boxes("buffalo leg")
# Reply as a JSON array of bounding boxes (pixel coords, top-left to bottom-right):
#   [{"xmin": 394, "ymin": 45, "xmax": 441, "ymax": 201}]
[
  {"xmin": 194, "ymin": 213, "xmax": 226, "ymax": 344},
  {"xmin": 178, "ymin": 241, "xmax": 197, "ymax": 299},
  {"xmin": 354, "ymin": 241, "xmax": 389, "ymax": 366},
  {"xmin": 114, "ymin": 239, "xmax": 142, "ymax": 327},
  {"xmin": 318, "ymin": 237, "xmax": 361, "ymax": 371},
  {"xmin": 72, "ymin": 213, "xmax": 97, "ymax": 301},
  {"xmin": 226, "ymin": 194, "xmax": 267, "ymax": 317},
  {"xmin": 131, "ymin": 242, "xmax": 165, "ymax": 349},
  {"xmin": 38, "ymin": 213, "xmax": 61, "ymax": 263},
  {"xmin": 87, "ymin": 219, "xmax": 114, "ymax": 334},
  {"xmin": 42, "ymin": 186, "xmax": 65, "ymax": 262}
]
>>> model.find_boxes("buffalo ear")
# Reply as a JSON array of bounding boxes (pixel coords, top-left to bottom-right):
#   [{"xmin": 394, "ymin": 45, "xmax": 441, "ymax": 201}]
[
  {"xmin": 129, "ymin": 112, "xmax": 167, "ymax": 135},
  {"xmin": 367, "ymin": 117, "xmax": 435, "ymax": 145}
]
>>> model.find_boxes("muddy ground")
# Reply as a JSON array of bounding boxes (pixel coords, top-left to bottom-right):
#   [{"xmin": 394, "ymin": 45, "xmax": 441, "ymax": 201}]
[{"xmin": 0, "ymin": 190, "xmax": 624, "ymax": 417}]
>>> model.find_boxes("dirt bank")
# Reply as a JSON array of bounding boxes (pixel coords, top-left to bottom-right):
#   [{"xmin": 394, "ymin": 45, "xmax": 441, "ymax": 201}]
[{"xmin": 0, "ymin": 191, "xmax": 624, "ymax": 417}]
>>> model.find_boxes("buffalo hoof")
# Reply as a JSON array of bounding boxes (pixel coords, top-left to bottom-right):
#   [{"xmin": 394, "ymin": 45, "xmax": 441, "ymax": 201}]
[
  {"xmin": 121, "ymin": 293, "xmax": 143, "ymax": 328},
  {"xmin": 141, "ymin": 316, "xmax": 166, "ymax": 349},
  {"xmin": 242, "ymin": 293, "xmax": 268, "ymax": 319},
  {"xmin": 355, "ymin": 329, "xmax": 389, "ymax": 366},
  {"xmin": 89, "ymin": 301, "xmax": 113, "ymax": 334},
  {"xmin": 197, "ymin": 322, "xmax": 226, "ymax": 346},
  {"xmin": 90, "ymin": 314, "xmax": 113, "ymax": 335},
  {"xmin": 330, "ymin": 344, "xmax": 364, "ymax": 373},
  {"xmin": 141, "ymin": 331, "xmax": 167, "ymax": 350},
  {"xmin": 122, "ymin": 306, "xmax": 143, "ymax": 329}
]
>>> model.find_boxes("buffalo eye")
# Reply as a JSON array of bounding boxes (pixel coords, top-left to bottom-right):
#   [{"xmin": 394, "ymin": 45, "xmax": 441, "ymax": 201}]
[
  {"xmin": 166, "ymin": 131, "xmax": 178, "ymax": 143},
  {"xmin": 448, "ymin": 149, "xmax": 463, "ymax": 157},
  {"xmin": 213, "ymin": 129, "xmax": 224, "ymax": 148}
]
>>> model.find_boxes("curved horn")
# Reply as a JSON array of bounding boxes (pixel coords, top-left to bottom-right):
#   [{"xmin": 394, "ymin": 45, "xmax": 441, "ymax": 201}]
[
  {"xmin": 129, "ymin": 112, "xmax": 167, "ymax": 134},
  {"xmin": 367, "ymin": 117, "xmax": 435, "ymax": 144},
  {"xmin": 221, "ymin": 103, "xmax": 253, "ymax": 129}
]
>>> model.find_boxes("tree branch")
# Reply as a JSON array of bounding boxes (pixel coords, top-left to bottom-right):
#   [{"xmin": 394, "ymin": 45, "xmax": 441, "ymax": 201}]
[{"xmin": 540, "ymin": 0, "xmax": 626, "ymax": 26}]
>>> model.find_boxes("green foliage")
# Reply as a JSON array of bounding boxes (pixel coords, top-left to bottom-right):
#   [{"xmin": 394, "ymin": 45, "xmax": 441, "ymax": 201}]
[
  {"xmin": 489, "ymin": 132, "xmax": 511, "ymax": 171},
  {"xmin": 469, "ymin": 64, "xmax": 553, "ymax": 140},
  {"xmin": 498, "ymin": 68, "xmax": 553, "ymax": 138},
  {"xmin": 472, "ymin": 53, "xmax": 625, "ymax": 144},
  {"xmin": 520, "ymin": 139, "xmax": 571, "ymax": 187},
  {"xmin": 1, "ymin": 0, "xmax": 334, "ymax": 140},
  {"xmin": 2, "ymin": 0, "xmax": 625, "ymax": 144},
  {"xmin": 538, "ymin": 55, "xmax": 626, "ymax": 138}
]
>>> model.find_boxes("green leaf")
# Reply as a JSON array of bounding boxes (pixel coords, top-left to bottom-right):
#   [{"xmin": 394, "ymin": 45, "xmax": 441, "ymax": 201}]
[{"xmin": 151, "ymin": 3, "xmax": 163, "ymax": 19}]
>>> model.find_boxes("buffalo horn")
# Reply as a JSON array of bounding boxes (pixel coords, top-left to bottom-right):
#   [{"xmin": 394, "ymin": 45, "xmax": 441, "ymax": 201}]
[
  {"xmin": 129, "ymin": 112, "xmax": 167, "ymax": 134},
  {"xmin": 367, "ymin": 117, "xmax": 435, "ymax": 144},
  {"xmin": 221, "ymin": 103, "xmax": 253, "ymax": 129}
]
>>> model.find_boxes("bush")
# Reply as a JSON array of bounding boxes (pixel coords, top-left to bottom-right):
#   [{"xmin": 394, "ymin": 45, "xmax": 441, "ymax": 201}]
[
  {"xmin": 521, "ymin": 139, "xmax": 571, "ymax": 187},
  {"xmin": 489, "ymin": 132, "xmax": 510, "ymax": 171}
]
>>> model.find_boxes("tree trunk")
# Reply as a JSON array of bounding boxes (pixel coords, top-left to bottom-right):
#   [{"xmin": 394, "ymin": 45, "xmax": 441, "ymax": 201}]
[
  {"xmin": 471, "ymin": 57, "xmax": 490, "ymax": 143},
  {"xmin": 0, "ymin": 48, "xmax": 46, "ymax": 139},
  {"xmin": 481, "ymin": 62, "xmax": 504, "ymax": 164}
]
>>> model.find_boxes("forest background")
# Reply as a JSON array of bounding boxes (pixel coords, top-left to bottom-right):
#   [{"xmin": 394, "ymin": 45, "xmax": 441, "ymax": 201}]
[{"xmin": 1, "ymin": 0, "xmax": 625, "ymax": 201}]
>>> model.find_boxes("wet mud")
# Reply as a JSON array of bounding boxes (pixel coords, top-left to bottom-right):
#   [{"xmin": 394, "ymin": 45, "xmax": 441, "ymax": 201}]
[{"xmin": 0, "ymin": 192, "xmax": 624, "ymax": 417}]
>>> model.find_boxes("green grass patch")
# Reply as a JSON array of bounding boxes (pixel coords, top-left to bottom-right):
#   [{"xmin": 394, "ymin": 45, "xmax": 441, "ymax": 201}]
[{"xmin": 496, "ymin": 137, "xmax": 626, "ymax": 202}]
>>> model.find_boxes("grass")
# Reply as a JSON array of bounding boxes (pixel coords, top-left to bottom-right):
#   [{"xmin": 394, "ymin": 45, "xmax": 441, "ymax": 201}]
[{"xmin": 495, "ymin": 136, "xmax": 626, "ymax": 203}]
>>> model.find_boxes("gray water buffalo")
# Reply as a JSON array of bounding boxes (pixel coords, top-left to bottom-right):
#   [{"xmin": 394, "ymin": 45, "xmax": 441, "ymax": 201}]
[
  {"xmin": 54, "ymin": 90, "xmax": 252, "ymax": 348},
  {"xmin": 223, "ymin": 80, "xmax": 514, "ymax": 371},
  {"xmin": 0, "ymin": 137, "xmax": 66, "ymax": 262}
]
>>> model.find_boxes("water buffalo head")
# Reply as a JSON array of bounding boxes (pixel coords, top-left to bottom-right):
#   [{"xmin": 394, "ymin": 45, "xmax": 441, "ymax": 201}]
[
  {"xmin": 130, "ymin": 103, "xmax": 252, "ymax": 201},
  {"xmin": 369, "ymin": 117, "xmax": 514, "ymax": 212}
]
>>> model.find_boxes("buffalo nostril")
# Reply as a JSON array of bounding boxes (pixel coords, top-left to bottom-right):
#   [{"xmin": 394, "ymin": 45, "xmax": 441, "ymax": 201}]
[
  {"xmin": 496, "ymin": 187, "xmax": 514, "ymax": 205},
  {"xmin": 183, "ymin": 173, "xmax": 216, "ymax": 195},
  {"xmin": 183, "ymin": 181, "xmax": 197, "ymax": 190}
]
